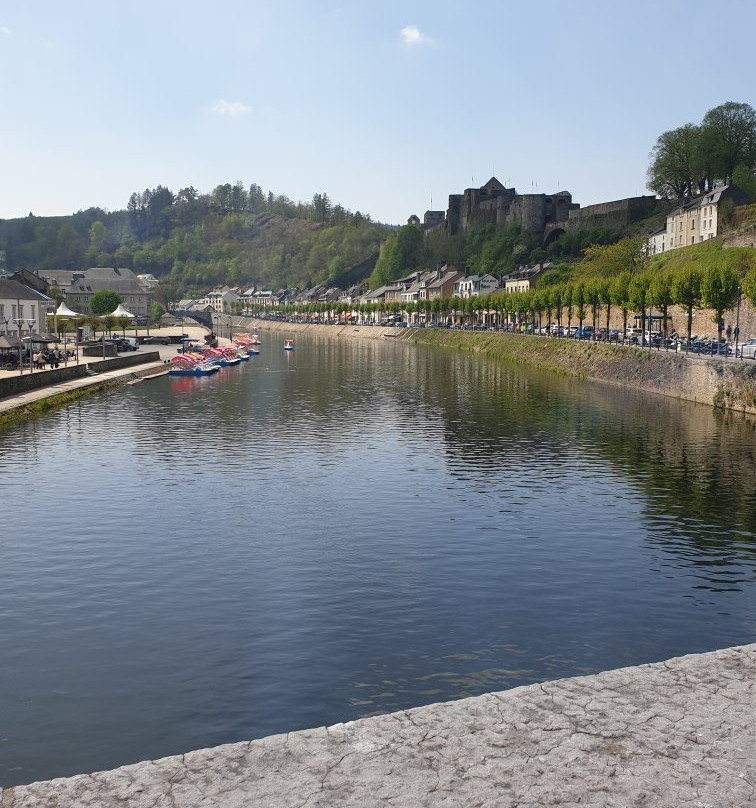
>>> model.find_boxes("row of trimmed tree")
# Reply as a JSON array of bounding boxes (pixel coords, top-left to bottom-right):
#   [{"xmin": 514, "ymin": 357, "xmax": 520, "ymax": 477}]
[{"xmin": 244, "ymin": 263, "xmax": 755, "ymax": 347}]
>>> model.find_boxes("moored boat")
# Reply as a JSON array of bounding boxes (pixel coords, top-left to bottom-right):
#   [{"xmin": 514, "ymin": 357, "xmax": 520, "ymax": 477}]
[
  {"xmin": 168, "ymin": 355, "xmax": 220, "ymax": 376},
  {"xmin": 284, "ymin": 339, "xmax": 295, "ymax": 351},
  {"xmin": 203, "ymin": 347, "xmax": 242, "ymax": 367}
]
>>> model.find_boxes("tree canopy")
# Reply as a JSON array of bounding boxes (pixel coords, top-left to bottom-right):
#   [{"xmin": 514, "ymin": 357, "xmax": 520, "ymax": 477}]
[
  {"xmin": 89, "ymin": 290, "xmax": 123, "ymax": 316},
  {"xmin": 0, "ymin": 183, "xmax": 389, "ymax": 296},
  {"xmin": 647, "ymin": 101, "xmax": 756, "ymax": 199}
]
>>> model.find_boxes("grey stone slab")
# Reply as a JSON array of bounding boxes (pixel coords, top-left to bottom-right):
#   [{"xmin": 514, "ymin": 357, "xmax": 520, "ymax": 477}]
[{"xmin": 2, "ymin": 644, "xmax": 754, "ymax": 807}]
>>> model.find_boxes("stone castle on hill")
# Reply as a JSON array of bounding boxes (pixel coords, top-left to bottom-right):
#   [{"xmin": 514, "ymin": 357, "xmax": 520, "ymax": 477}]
[{"xmin": 409, "ymin": 177, "xmax": 657, "ymax": 246}]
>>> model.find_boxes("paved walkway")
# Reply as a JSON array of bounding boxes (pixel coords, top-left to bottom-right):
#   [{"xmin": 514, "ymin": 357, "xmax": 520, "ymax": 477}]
[
  {"xmin": 2, "ymin": 644, "xmax": 754, "ymax": 807},
  {"xmin": 0, "ymin": 327, "xmax": 214, "ymax": 416}
]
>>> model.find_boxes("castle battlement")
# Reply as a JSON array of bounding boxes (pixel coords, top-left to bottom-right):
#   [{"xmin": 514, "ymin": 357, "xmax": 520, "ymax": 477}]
[{"xmin": 411, "ymin": 177, "xmax": 656, "ymax": 245}]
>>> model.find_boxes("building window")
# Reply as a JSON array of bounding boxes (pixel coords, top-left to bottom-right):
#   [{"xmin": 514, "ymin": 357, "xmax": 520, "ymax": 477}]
[{"xmin": 691, "ymin": 219, "xmax": 695, "ymax": 229}]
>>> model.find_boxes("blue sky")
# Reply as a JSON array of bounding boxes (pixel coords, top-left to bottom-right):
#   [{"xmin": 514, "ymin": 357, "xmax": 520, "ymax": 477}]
[{"xmin": 1, "ymin": 1, "xmax": 754, "ymax": 225}]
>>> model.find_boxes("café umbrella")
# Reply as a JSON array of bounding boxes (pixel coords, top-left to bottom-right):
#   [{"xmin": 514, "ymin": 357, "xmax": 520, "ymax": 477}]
[
  {"xmin": 110, "ymin": 304, "xmax": 135, "ymax": 337},
  {"xmin": 54, "ymin": 301, "xmax": 82, "ymax": 366}
]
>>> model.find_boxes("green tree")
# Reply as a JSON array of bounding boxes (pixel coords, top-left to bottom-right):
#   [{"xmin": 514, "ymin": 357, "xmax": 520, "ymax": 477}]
[
  {"xmin": 671, "ymin": 266, "xmax": 703, "ymax": 343},
  {"xmin": 649, "ymin": 271, "xmax": 674, "ymax": 340},
  {"xmin": 596, "ymin": 278, "xmax": 612, "ymax": 339},
  {"xmin": 311, "ymin": 193, "xmax": 332, "ymax": 223},
  {"xmin": 699, "ymin": 101, "xmax": 756, "ymax": 186},
  {"xmin": 610, "ymin": 272, "xmax": 632, "ymax": 337},
  {"xmin": 731, "ymin": 164, "xmax": 756, "ymax": 202},
  {"xmin": 150, "ymin": 302, "xmax": 166, "ymax": 323},
  {"xmin": 89, "ymin": 290, "xmax": 122, "ymax": 316},
  {"xmin": 578, "ymin": 237, "xmax": 647, "ymax": 278},
  {"xmin": 89, "ymin": 221, "xmax": 107, "ymax": 255},
  {"xmin": 628, "ymin": 273, "xmax": 652, "ymax": 345},
  {"xmin": 743, "ymin": 265, "xmax": 756, "ymax": 307},
  {"xmin": 700, "ymin": 264, "xmax": 740, "ymax": 348},
  {"xmin": 573, "ymin": 283, "xmax": 587, "ymax": 331},
  {"xmin": 646, "ymin": 124, "xmax": 702, "ymax": 198}
]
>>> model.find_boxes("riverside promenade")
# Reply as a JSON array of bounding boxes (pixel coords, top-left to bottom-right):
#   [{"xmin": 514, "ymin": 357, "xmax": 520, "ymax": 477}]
[
  {"xmin": 0, "ymin": 326, "xmax": 212, "ymax": 420},
  {"xmin": 1, "ymin": 644, "xmax": 754, "ymax": 807}
]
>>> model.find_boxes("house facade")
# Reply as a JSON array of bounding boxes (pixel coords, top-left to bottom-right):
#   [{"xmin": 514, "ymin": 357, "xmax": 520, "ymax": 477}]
[
  {"xmin": 648, "ymin": 184, "xmax": 748, "ymax": 254},
  {"xmin": 502, "ymin": 262, "xmax": 554, "ymax": 294},
  {"xmin": 453, "ymin": 273, "xmax": 500, "ymax": 298},
  {"xmin": 0, "ymin": 277, "xmax": 53, "ymax": 337},
  {"xmin": 203, "ymin": 286, "xmax": 240, "ymax": 313},
  {"xmin": 426, "ymin": 266, "xmax": 464, "ymax": 301},
  {"xmin": 41, "ymin": 267, "xmax": 150, "ymax": 317}
]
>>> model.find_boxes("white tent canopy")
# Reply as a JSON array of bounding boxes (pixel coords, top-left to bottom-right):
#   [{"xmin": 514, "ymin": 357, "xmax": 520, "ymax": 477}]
[
  {"xmin": 55, "ymin": 301, "xmax": 80, "ymax": 318},
  {"xmin": 110, "ymin": 303, "xmax": 135, "ymax": 318}
]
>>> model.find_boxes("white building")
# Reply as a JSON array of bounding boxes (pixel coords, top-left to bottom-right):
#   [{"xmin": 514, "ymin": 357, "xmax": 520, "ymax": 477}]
[
  {"xmin": 0, "ymin": 278, "xmax": 54, "ymax": 337},
  {"xmin": 648, "ymin": 184, "xmax": 748, "ymax": 254},
  {"xmin": 453, "ymin": 273, "xmax": 500, "ymax": 298}
]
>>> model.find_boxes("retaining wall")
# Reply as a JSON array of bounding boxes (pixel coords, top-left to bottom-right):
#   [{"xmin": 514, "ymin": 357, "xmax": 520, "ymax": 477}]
[{"xmin": 0, "ymin": 352, "xmax": 161, "ymax": 402}]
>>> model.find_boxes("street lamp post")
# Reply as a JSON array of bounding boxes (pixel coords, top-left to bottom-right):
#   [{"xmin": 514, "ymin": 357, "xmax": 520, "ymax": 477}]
[
  {"xmin": 26, "ymin": 318, "xmax": 35, "ymax": 372},
  {"xmin": 12, "ymin": 318, "xmax": 25, "ymax": 373},
  {"xmin": 734, "ymin": 285, "xmax": 742, "ymax": 360}
]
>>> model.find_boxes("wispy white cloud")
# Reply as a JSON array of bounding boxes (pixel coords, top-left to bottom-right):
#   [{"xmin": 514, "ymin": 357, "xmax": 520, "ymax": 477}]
[
  {"xmin": 399, "ymin": 25, "xmax": 433, "ymax": 47},
  {"xmin": 0, "ymin": 26, "xmax": 10, "ymax": 36},
  {"xmin": 209, "ymin": 99, "xmax": 252, "ymax": 116}
]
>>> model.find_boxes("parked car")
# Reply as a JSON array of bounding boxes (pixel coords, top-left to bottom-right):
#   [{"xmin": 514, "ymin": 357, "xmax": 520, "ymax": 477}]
[
  {"xmin": 111, "ymin": 337, "xmax": 138, "ymax": 351},
  {"xmin": 736, "ymin": 338, "xmax": 756, "ymax": 359},
  {"xmin": 573, "ymin": 327, "xmax": 593, "ymax": 340},
  {"xmin": 142, "ymin": 335, "xmax": 171, "ymax": 345}
]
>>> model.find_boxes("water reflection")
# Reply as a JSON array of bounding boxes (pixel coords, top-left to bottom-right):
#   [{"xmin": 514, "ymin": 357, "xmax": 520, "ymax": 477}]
[{"xmin": 0, "ymin": 332, "xmax": 753, "ymax": 786}]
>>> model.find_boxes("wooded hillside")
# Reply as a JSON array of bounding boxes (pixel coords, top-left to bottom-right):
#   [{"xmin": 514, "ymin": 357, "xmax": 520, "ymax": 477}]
[{"xmin": 0, "ymin": 183, "xmax": 390, "ymax": 296}]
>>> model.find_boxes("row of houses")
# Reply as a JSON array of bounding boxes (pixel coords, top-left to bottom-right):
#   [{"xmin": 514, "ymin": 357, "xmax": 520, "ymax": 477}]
[{"xmin": 170, "ymin": 263, "xmax": 557, "ymax": 321}]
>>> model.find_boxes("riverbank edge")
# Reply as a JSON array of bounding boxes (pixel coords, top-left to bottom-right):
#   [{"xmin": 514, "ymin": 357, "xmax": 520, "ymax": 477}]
[
  {"xmin": 0, "ymin": 360, "xmax": 168, "ymax": 429},
  {"xmin": 242, "ymin": 319, "xmax": 756, "ymax": 415},
  {"xmin": 3, "ymin": 643, "xmax": 754, "ymax": 806}
]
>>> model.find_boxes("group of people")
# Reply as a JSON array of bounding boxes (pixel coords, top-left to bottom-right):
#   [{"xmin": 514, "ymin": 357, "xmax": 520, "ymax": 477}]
[{"xmin": 32, "ymin": 348, "xmax": 68, "ymax": 370}]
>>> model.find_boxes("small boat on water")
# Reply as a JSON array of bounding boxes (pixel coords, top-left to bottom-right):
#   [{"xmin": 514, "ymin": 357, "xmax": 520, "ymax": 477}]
[
  {"xmin": 203, "ymin": 347, "xmax": 242, "ymax": 367},
  {"xmin": 168, "ymin": 355, "xmax": 220, "ymax": 376},
  {"xmin": 233, "ymin": 332, "xmax": 261, "ymax": 346},
  {"xmin": 232, "ymin": 334, "xmax": 261, "ymax": 355},
  {"xmin": 284, "ymin": 339, "xmax": 295, "ymax": 351}
]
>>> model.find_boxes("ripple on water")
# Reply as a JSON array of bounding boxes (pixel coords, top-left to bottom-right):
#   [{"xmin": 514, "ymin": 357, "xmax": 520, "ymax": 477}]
[{"xmin": 0, "ymin": 335, "xmax": 754, "ymax": 786}]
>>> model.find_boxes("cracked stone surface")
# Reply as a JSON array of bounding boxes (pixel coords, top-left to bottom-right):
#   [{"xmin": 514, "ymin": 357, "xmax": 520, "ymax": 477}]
[{"xmin": 2, "ymin": 644, "xmax": 754, "ymax": 807}]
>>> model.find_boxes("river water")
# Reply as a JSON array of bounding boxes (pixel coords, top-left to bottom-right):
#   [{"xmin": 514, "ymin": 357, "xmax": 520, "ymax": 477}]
[{"xmin": 1, "ymin": 332, "xmax": 755, "ymax": 786}]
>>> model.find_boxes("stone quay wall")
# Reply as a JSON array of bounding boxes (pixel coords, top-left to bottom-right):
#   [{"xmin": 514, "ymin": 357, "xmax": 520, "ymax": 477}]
[
  {"xmin": 2, "ymin": 644, "xmax": 754, "ymax": 807},
  {"xmin": 0, "ymin": 351, "xmax": 161, "ymax": 403},
  {"xmin": 0, "ymin": 364, "xmax": 89, "ymax": 399}
]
